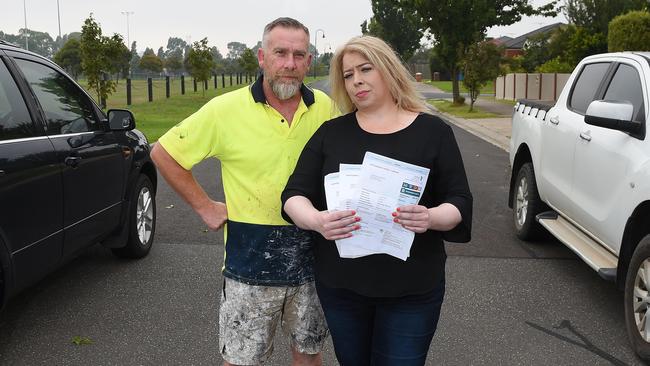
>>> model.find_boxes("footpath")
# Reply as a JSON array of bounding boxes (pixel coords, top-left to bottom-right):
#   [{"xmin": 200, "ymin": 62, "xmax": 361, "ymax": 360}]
[{"xmin": 415, "ymin": 82, "xmax": 513, "ymax": 152}]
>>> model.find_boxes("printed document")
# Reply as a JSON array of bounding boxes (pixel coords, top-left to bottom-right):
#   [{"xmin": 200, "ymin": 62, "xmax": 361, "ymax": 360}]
[
  {"xmin": 324, "ymin": 170, "xmax": 376, "ymax": 258},
  {"xmin": 335, "ymin": 152, "xmax": 430, "ymax": 260}
]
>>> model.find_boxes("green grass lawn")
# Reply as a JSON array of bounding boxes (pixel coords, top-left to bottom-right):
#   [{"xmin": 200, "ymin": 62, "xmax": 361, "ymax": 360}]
[
  {"xmin": 425, "ymin": 80, "xmax": 495, "ymax": 94},
  {"xmin": 118, "ymin": 85, "xmax": 246, "ymax": 142},
  {"xmin": 77, "ymin": 76, "xmax": 326, "ymax": 142},
  {"xmin": 427, "ymin": 99, "xmax": 502, "ymax": 119},
  {"xmin": 78, "ymin": 75, "xmax": 252, "ymax": 110}
]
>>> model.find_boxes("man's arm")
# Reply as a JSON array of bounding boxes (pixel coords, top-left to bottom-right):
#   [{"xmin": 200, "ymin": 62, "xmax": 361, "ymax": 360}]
[{"xmin": 151, "ymin": 143, "xmax": 227, "ymax": 231}]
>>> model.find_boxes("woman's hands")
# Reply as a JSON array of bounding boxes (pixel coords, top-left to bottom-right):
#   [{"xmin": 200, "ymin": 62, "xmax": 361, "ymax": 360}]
[
  {"xmin": 393, "ymin": 203, "xmax": 462, "ymax": 233},
  {"xmin": 284, "ymin": 196, "xmax": 360, "ymax": 240},
  {"xmin": 392, "ymin": 205, "xmax": 431, "ymax": 233},
  {"xmin": 310, "ymin": 209, "xmax": 360, "ymax": 240}
]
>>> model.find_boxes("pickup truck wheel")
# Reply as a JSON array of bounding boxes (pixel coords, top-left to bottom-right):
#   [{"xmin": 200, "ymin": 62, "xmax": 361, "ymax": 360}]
[
  {"xmin": 513, "ymin": 163, "xmax": 545, "ymax": 240},
  {"xmin": 625, "ymin": 234, "xmax": 650, "ymax": 361},
  {"xmin": 111, "ymin": 175, "xmax": 156, "ymax": 259}
]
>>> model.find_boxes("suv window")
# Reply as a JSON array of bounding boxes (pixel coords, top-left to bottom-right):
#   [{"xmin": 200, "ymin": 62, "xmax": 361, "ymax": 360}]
[
  {"xmin": 14, "ymin": 58, "xmax": 100, "ymax": 135},
  {"xmin": 569, "ymin": 62, "xmax": 611, "ymax": 114},
  {"xmin": 603, "ymin": 63, "xmax": 646, "ymax": 122},
  {"xmin": 0, "ymin": 59, "xmax": 35, "ymax": 141}
]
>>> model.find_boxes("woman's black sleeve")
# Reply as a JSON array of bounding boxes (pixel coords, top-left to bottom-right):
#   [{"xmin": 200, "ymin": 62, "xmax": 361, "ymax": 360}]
[
  {"xmin": 434, "ymin": 123, "xmax": 473, "ymax": 243},
  {"xmin": 280, "ymin": 124, "xmax": 327, "ymax": 224}
]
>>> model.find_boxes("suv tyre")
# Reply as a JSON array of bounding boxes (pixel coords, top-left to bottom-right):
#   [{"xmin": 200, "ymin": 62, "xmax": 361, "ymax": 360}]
[
  {"xmin": 513, "ymin": 163, "xmax": 546, "ymax": 240},
  {"xmin": 112, "ymin": 175, "xmax": 156, "ymax": 259},
  {"xmin": 625, "ymin": 234, "xmax": 650, "ymax": 361}
]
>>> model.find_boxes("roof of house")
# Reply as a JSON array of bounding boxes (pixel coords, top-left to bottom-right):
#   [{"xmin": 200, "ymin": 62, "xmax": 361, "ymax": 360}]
[
  {"xmin": 490, "ymin": 36, "xmax": 513, "ymax": 45},
  {"xmin": 504, "ymin": 23, "xmax": 566, "ymax": 49}
]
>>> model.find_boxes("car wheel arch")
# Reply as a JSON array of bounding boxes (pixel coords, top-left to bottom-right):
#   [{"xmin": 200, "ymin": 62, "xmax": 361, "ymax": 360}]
[
  {"xmin": 509, "ymin": 144, "xmax": 533, "ymax": 209},
  {"xmin": 139, "ymin": 161, "xmax": 157, "ymax": 195},
  {"xmin": 618, "ymin": 201, "xmax": 650, "ymax": 290}
]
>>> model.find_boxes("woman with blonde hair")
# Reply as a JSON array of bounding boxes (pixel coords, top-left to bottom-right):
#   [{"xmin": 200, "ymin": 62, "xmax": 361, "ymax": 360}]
[{"xmin": 282, "ymin": 35, "xmax": 472, "ymax": 365}]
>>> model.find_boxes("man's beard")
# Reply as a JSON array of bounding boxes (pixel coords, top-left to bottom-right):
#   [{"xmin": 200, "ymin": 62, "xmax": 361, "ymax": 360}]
[{"xmin": 266, "ymin": 71, "xmax": 301, "ymax": 100}]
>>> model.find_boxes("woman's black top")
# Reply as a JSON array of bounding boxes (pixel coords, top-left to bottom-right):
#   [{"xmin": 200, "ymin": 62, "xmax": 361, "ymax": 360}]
[{"xmin": 281, "ymin": 112, "xmax": 473, "ymax": 297}]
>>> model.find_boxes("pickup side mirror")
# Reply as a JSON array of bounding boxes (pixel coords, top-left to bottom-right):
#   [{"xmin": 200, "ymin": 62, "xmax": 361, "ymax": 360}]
[
  {"xmin": 107, "ymin": 109, "xmax": 135, "ymax": 131},
  {"xmin": 584, "ymin": 100, "xmax": 641, "ymax": 134}
]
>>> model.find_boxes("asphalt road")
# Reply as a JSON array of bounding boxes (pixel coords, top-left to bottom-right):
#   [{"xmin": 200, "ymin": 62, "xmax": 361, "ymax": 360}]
[{"xmin": 0, "ymin": 84, "xmax": 645, "ymax": 365}]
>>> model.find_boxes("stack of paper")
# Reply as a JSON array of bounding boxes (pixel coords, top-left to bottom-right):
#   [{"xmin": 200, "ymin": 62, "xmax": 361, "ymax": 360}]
[{"xmin": 323, "ymin": 152, "xmax": 430, "ymax": 261}]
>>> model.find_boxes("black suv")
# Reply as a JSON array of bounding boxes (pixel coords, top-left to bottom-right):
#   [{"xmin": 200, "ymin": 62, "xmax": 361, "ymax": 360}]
[{"xmin": 0, "ymin": 41, "xmax": 157, "ymax": 308}]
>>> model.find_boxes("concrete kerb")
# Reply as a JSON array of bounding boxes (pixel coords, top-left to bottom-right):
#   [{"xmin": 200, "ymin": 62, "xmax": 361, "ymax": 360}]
[{"xmin": 426, "ymin": 105, "xmax": 512, "ymax": 153}]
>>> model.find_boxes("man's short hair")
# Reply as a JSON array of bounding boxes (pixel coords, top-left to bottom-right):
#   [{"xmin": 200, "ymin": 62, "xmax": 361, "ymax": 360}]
[{"xmin": 262, "ymin": 17, "xmax": 310, "ymax": 49}]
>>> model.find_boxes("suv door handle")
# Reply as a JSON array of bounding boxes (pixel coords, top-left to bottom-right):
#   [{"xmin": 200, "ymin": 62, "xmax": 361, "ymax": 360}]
[
  {"xmin": 579, "ymin": 131, "xmax": 592, "ymax": 141},
  {"xmin": 549, "ymin": 116, "xmax": 559, "ymax": 125},
  {"xmin": 64, "ymin": 156, "xmax": 82, "ymax": 167},
  {"xmin": 0, "ymin": 169, "xmax": 5, "ymax": 176}
]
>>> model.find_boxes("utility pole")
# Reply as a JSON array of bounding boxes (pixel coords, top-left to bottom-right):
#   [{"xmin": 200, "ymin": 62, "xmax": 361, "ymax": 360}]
[
  {"xmin": 23, "ymin": 0, "xmax": 28, "ymax": 50},
  {"xmin": 57, "ymin": 0, "xmax": 61, "ymax": 39},
  {"xmin": 121, "ymin": 11, "xmax": 135, "ymax": 47},
  {"xmin": 313, "ymin": 29, "xmax": 325, "ymax": 78}
]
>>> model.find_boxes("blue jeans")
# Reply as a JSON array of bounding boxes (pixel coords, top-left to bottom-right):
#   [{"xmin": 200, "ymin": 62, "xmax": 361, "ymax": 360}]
[{"xmin": 315, "ymin": 278, "xmax": 445, "ymax": 366}]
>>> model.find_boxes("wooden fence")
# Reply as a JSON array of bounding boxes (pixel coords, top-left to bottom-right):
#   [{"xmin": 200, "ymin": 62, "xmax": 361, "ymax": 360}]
[{"xmin": 495, "ymin": 73, "xmax": 571, "ymax": 101}]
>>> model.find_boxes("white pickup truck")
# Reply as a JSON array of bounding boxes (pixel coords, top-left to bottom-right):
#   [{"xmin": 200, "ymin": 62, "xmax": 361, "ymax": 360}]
[{"xmin": 508, "ymin": 52, "xmax": 650, "ymax": 359}]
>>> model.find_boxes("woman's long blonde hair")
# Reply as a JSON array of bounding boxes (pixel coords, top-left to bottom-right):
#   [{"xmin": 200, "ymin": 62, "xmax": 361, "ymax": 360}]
[{"xmin": 329, "ymin": 35, "xmax": 428, "ymax": 114}]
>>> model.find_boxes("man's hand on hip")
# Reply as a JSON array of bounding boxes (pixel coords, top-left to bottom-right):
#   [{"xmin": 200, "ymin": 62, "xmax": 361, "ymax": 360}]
[{"xmin": 197, "ymin": 200, "xmax": 228, "ymax": 231}]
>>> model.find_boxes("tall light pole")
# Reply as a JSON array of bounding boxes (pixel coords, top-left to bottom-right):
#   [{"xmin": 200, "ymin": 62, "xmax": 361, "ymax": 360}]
[
  {"xmin": 313, "ymin": 29, "xmax": 325, "ymax": 77},
  {"xmin": 121, "ymin": 11, "xmax": 134, "ymax": 47},
  {"xmin": 56, "ymin": 0, "xmax": 61, "ymax": 39},
  {"xmin": 23, "ymin": 0, "xmax": 28, "ymax": 50}
]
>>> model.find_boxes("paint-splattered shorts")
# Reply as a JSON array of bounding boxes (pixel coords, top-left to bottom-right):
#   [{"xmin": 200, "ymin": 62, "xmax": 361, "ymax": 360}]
[{"xmin": 218, "ymin": 277, "xmax": 328, "ymax": 365}]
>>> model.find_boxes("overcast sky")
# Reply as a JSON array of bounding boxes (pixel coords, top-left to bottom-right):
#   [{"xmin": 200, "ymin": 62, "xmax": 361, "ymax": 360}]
[{"xmin": 1, "ymin": 0, "xmax": 567, "ymax": 55}]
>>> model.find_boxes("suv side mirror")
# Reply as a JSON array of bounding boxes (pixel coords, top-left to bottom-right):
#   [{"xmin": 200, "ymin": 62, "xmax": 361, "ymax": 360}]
[
  {"xmin": 108, "ymin": 109, "xmax": 135, "ymax": 131},
  {"xmin": 584, "ymin": 100, "xmax": 641, "ymax": 134}
]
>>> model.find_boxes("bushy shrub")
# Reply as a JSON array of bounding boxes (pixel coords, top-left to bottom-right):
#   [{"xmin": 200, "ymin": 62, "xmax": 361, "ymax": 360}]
[
  {"xmin": 608, "ymin": 10, "xmax": 650, "ymax": 52},
  {"xmin": 536, "ymin": 57, "xmax": 575, "ymax": 73}
]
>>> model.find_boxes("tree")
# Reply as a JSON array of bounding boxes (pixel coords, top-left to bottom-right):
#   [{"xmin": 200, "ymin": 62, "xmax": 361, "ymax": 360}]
[
  {"xmin": 224, "ymin": 42, "xmax": 248, "ymax": 73},
  {"xmin": 139, "ymin": 48, "xmax": 163, "ymax": 74},
  {"xmin": 165, "ymin": 48, "xmax": 184, "ymax": 75},
  {"xmin": 410, "ymin": 0, "xmax": 559, "ymax": 103},
  {"xmin": 53, "ymin": 31, "xmax": 81, "ymax": 54},
  {"xmin": 105, "ymin": 34, "xmax": 130, "ymax": 80},
  {"xmin": 129, "ymin": 41, "xmax": 141, "ymax": 75},
  {"xmin": 53, "ymin": 32, "xmax": 81, "ymax": 54},
  {"xmin": 525, "ymin": 24, "xmax": 602, "ymax": 70},
  {"xmin": 239, "ymin": 48, "xmax": 258, "ymax": 77},
  {"xmin": 251, "ymin": 41, "xmax": 263, "ymax": 55},
  {"xmin": 462, "ymin": 41, "xmax": 502, "ymax": 111},
  {"xmin": 54, "ymin": 38, "xmax": 82, "ymax": 79},
  {"xmin": 536, "ymin": 57, "xmax": 575, "ymax": 72},
  {"xmin": 426, "ymin": 47, "xmax": 453, "ymax": 80},
  {"xmin": 520, "ymin": 32, "xmax": 554, "ymax": 72},
  {"xmin": 157, "ymin": 47, "xmax": 165, "ymax": 62},
  {"xmin": 0, "ymin": 29, "xmax": 55, "ymax": 57},
  {"xmin": 80, "ymin": 14, "xmax": 116, "ymax": 106},
  {"xmin": 608, "ymin": 10, "xmax": 650, "ymax": 52},
  {"xmin": 187, "ymin": 38, "xmax": 214, "ymax": 95},
  {"xmin": 210, "ymin": 46, "xmax": 225, "ymax": 74},
  {"xmin": 166, "ymin": 37, "xmax": 187, "ymax": 53},
  {"xmin": 564, "ymin": 0, "xmax": 647, "ymax": 35},
  {"xmin": 361, "ymin": 0, "xmax": 422, "ymax": 61},
  {"xmin": 564, "ymin": 26, "xmax": 607, "ymax": 65},
  {"xmin": 163, "ymin": 37, "xmax": 188, "ymax": 75},
  {"xmin": 227, "ymin": 41, "xmax": 247, "ymax": 60}
]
